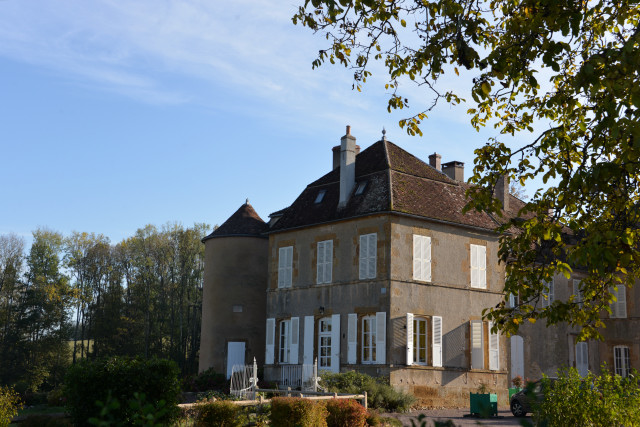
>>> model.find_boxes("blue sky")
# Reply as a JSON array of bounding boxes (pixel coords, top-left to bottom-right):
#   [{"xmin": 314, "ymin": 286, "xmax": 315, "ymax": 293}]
[{"xmin": 0, "ymin": 0, "xmax": 522, "ymax": 245}]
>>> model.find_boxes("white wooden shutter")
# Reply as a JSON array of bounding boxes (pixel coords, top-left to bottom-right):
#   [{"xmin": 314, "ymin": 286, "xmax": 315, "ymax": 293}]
[
  {"xmin": 406, "ymin": 313, "xmax": 414, "ymax": 365},
  {"xmin": 470, "ymin": 245, "xmax": 478, "ymax": 287},
  {"xmin": 289, "ymin": 317, "xmax": 299, "ymax": 364},
  {"xmin": 359, "ymin": 235, "xmax": 367, "ymax": 279},
  {"xmin": 325, "ymin": 241, "xmax": 333, "ymax": 283},
  {"xmin": 478, "ymin": 245, "xmax": 486, "ymax": 288},
  {"xmin": 347, "ymin": 313, "xmax": 357, "ymax": 364},
  {"xmin": 616, "ymin": 286, "xmax": 627, "ymax": 318},
  {"xmin": 423, "ymin": 236, "xmax": 431, "ymax": 282},
  {"xmin": 573, "ymin": 279, "xmax": 583, "ymax": 307},
  {"xmin": 265, "ymin": 318, "xmax": 275, "ymax": 364},
  {"xmin": 510, "ymin": 336, "xmax": 524, "ymax": 380},
  {"xmin": 375, "ymin": 312, "xmax": 386, "ymax": 364},
  {"xmin": 432, "ymin": 316, "xmax": 442, "ymax": 367},
  {"xmin": 317, "ymin": 242, "xmax": 325, "ymax": 284},
  {"xmin": 278, "ymin": 248, "xmax": 286, "ymax": 288},
  {"xmin": 413, "ymin": 236, "xmax": 421, "ymax": 281},
  {"xmin": 543, "ymin": 280, "xmax": 554, "ymax": 307},
  {"xmin": 576, "ymin": 342, "xmax": 588, "ymax": 377},
  {"xmin": 303, "ymin": 316, "xmax": 314, "ymax": 365},
  {"xmin": 471, "ymin": 321, "xmax": 483, "ymax": 369},
  {"xmin": 368, "ymin": 234, "xmax": 377, "ymax": 279},
  {"xmin": 489, "ymin": 321, "xmax": 499, "ymax": 371},
  {"xmin": 285, "ymin": 247, "xmax": 293, "ymax": 287},
  {"xmin": 330, "ymin": 314, "xmax": 340, "ymax": 372}
]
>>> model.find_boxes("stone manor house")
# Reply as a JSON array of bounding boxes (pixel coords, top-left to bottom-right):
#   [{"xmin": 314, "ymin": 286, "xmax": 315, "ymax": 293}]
[{"xmin": 198, "ymin": 127, "xmax": 639, "ymax": 406}]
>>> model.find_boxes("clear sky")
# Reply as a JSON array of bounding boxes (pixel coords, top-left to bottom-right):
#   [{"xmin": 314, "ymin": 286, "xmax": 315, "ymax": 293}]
[{"xmin": 0, "ymin": 0, "xmax": 522, "ymax": 246}]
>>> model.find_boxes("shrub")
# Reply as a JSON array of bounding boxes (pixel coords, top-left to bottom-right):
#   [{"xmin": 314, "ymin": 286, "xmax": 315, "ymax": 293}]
[
  {"xmin": 183, "ymin": 368, "xmax": 228, "ymax": 392},
  {"xmin": 195, "ymin": 400, "xmax": 241, "ymax": 427},
  {"xmin": 0, "ymin": 386, "xmax": 22, "ymax": 427},
  {"xmin": 320, "ymin": 371, "xmax": 415, "ymax": 412},
  {"xmin": 64, "ymin": 356, "xmax": 181, "ymax": 426},
  {"xmin": 270, "ymin": 397, "xmax": 328, "ymax": 427},
  {"xmin": 533, "ymin": 367, "xmax": 640, "ymax": 427},
  {"xmin": 325, "ymin": 399, "xmax": 367, "ymax": 427},
  {"xmin": 47, "ymin": 388, "xmax": 65, "ymax": 406},
  {"xmin": 20, "ymin": 415, "xmax": 72, "ymax": 427}
]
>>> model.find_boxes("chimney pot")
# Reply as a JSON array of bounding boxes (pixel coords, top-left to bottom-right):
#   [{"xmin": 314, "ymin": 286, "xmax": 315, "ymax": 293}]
[
  {"xmin": 339, "ymin": 127, "xmax": 357, "ymax": 207},
  {"xmin": 442, "ymin": 161, "xmax": 464, "ymax": 182},
  {"xmin": 429, "ymin": 153, "xmax": 442, "ymax": 172}
]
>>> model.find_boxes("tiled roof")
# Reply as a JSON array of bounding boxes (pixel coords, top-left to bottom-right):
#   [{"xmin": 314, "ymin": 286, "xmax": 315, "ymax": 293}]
[
  {"xmin": 269, "ymin": 139, "xmax": 509, "ymax": 232},
  {"xmin": 203, "ymin": 202, "xmax": 268, "ymax": 241}
]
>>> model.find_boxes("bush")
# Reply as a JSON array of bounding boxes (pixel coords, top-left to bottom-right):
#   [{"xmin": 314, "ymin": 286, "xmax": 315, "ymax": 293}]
[
  {"xmin": 20, "ymin": 415, "xmax": 72, "ymax": 427},
  {"xmin": 183, "ymin": 368, "xmax": 228, "ymax": 392},
  {"xmin": 326, "ymin": 399, "xmax": 367, "ymax": 427},
  {"xmin": 320, "ymin": 371, "xmax": 415, "ymax": 412},
  {"xmin": 195, "ymin": 400, "xmax": 241, "ymax": 427},
  {"xmin": 47, "ymin": 388, "xmax": 65, "ymax": 406},
  {"xmin": 270, "ymin": 397, "xmax": 328, "ymax": 427},
  {"xmin": 0, "ymin": 386, "xmax": 22, "ymax": 427},
  {"xmin": 533, "ymin": 367, "xmax": 640, "ymax": 427},
  {"xmin": 64, "ymin": 356, "xmax": 181, "ymax": 426}
]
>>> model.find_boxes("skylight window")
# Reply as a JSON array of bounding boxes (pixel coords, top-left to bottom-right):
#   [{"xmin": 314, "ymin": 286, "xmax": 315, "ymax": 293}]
[
  {"xmin": 315, "ymin": 189, "xmax": 326, "ymax": 204},
  {"xmin": 355, "ymin": 181, "xmax": 367, "ymax": 195}
]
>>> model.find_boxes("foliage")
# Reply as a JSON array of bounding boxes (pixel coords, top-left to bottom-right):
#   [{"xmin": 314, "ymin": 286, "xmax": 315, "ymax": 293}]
[
  {"xmin": 325, "ymin": 399, "xmax": 368, "ymax": 427},
  {"xmin": 320, "ymin": 371, "xmax": 415, "ymax": 412},
  {"xmin": 0, "ymin": 385, "xmax": 22, "ymax": 427},
  {"xmin": 183, "ymin": 367, "xmax": 228, "ymax": 392},
  {"xmin": 476, "ymin": 382, "xmax": 489, "ymax": 394},
  {"xmin": 64, "ymin": 356, "xmax": 181, "ymax": 426},
  {"xmin": 87, "ymin": 391, "xmax": 170, "ymax": 427},
  {"xmin": 511, "ymin": 375, "xmax": 523, "ymax": 389},
  {"xmin": 294, "ymin": 0, "xmax": 640, "ymax": 338},
  {"xmin": 270, "ymin": 397, "xmax": 328, "ymax": 427},
  {"xmin": 47, "ymin": 388, "xmax": 66, "ymax": 407},
  {"xmin": 195, "ymin": 400, "xmax": 242, "ymax": 427},
  {"xmin": 533, "ymin": 367, "xmax": 640, "ymax": 427}
]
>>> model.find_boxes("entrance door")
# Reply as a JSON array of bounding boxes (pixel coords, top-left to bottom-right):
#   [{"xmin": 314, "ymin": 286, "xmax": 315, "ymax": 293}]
[
  {"xmin": 510, "ymin": 335, "xmax": 524, "ymax": 380},
  {"xmin": 227, "ymin": 341, "xmax": 245, "ymax": 379}
]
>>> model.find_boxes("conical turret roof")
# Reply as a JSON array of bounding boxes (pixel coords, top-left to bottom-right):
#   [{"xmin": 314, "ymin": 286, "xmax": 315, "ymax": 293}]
[{"xmin": 202, "ymin": 202, "xmax": 268, "ymax": 241}]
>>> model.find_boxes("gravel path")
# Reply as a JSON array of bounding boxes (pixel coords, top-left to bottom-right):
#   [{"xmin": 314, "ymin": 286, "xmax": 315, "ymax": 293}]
[{"xmin": 382, "ymin": 409, "xmax": 530, "ymax": 426}]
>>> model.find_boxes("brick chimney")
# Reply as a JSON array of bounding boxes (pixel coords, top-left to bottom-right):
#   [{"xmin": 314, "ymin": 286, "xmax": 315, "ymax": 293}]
[
  {"xmin": 338, "ymin": 126, "xmax": 357, "ymax": 208},
  {"xmin": 429, "ymin": 153, "xmax": 442, "ymax": 171},
  {"xmin": 495, "ymin": 174, "xmax": 510, "ymax": 211},
  {"xmin": 333, "ymin": 144, "xmax": 360, "ymax": 170},
  {"xmin": 442, "ymin": 161, "xmax": 464, "ymax": 182}
]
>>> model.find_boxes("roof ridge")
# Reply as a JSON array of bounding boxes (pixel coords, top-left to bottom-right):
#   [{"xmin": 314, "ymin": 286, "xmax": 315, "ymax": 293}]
[{"xmin": 391, "ymin": 169, "xmax": 460, "ymax": 186}]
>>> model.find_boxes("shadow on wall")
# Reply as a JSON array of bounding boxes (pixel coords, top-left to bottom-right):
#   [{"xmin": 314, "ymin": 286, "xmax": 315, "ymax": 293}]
[{"xmin": 442, "ymin": 324, "xmax": 468, "ymax": 386}]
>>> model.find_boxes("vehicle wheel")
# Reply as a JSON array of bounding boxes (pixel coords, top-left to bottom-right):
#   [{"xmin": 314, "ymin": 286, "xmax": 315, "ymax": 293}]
[{"xmin": 511, "ymin": 399, "xmax": 526, "ymax": 417}]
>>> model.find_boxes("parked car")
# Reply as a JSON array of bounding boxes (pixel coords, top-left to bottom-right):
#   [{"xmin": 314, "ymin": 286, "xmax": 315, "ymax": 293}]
[{"xmin": 510, "ymin": 378, "xmax": 557, "ymax": 417}]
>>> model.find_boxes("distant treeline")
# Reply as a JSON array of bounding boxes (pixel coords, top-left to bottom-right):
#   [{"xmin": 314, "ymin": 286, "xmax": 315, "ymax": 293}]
[{"xmin": 0, "ymin": 223, "xmax": 210, "ymax": 392}]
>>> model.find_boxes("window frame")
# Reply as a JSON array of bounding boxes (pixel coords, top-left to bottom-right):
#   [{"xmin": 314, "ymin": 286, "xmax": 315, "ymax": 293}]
[
  {"xmin": 542, "ymin": 279, "xmax": 555, "ymax": 307},
  {"xmin": 279, "ymin": 319, "xmax": 291, "ymax": 364},
  {"xmin": 413, "ymin": 317, "xmax": 428, "ymax": 365},
  {"xmin": 278, "ymin": 246, "xmax": 293, "ymax": 288},
  {"xmin": 316, "ymin": 240, "xmax": 333, "ymax": 284},
  {"xmin": 361, "ymin": 315, "xmax": 377, "ymax": 364},
  {"xmin": 359, "ymin": 233, "xmax": 377, "ymax": 280},
  {"xmin": 470, "ymin": 244, "xmax": 487, "ymax": 289},
  {"xmin": 413, "ymin": 234, "xmax": 432, "ymax": 282},
  {"xmin": 614, "ymin": 345, "xmax": 630, "ymax": 377},
  {"xmin": 318, "ymin": 317, "xmax": 332, "ymax": 369}
]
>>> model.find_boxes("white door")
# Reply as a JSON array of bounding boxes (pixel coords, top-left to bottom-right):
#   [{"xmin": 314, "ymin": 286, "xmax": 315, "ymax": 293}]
[
  {"xmin": 227, "ymin": 341, "xmax": 245, "ymax": 379},
  {"xmin": 510, "ymin": 335, "xmax": 524, "ymax": 381}
]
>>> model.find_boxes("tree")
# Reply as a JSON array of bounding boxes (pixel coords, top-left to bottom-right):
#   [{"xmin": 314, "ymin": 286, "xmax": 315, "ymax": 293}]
[{"xmin": 294, "ymin": 0, "xmax": 640, "ymax": 339}]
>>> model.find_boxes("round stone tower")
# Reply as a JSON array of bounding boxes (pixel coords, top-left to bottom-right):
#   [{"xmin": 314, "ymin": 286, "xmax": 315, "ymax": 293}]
[{"xmin": 199, "ymin": 201, "xmax": 268, "ymax": 377}]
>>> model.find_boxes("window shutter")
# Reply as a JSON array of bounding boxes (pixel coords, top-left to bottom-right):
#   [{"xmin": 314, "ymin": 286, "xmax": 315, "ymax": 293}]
[
  {"xmin": 375, "ymin": 312, "xmax": 386, "ymax": 364},
  {"xmin": 573, "ymin": 279, "xmax": 583, "ymax": 308},
  {"xmin": 406, "ymin": 313, "xmax": 414, "ymax": 365},
  {"xmin": 470, "ymin": 245, "xmax": 478, "ymax": 287},
  {"xmin": 432, "ymin": 316, "xmax": 442, "ymax": 367},
  {"xmin": 413, "ymin": 236, "xmax": 421, "ymax": 281},
  {"xmin": 368, "ymin": 234, "xmax": 377, "ymax": 279},
  {"xmin": 489, "ymin": 321, "xmax": 499, "ymax": 371},
  {"xmin": 289, "ymin": 317, "xmax": 299, "ymax": 364},
  {"xmin": 423, "ymin": 236, "xmax": 431, "ymax": 282},
  {"xmin": 359, "ymin": 236, "xmax": 367, "ymax": 279},
  {"xmin": 543, "ymin": 280, "xmax": 554, "ymax": 307},
  {"xmin": 617, "ymin": 286, "xmax": 627, "ymax": 318},
  {"xmin": 331, "ymin": 314, "xmax": 340, "ymax": 372},
  {"xmin": 278, "ymin": 248, "xmax": 285, "ymax": 288},
  {"xmin": 471, "ymin": 321, "xmax": 483, "ymax": 370},
  {"xmin": 265, "ymin": 318, "xmax": 275, "ymax": 364},
  {"xmin": 325, "ymin": 241, "xmax": 333, "ymax": 283},
  {"xmin": 478, "ymin": 245, "xmax": 486, "ymax": 289},
  {"xmin": 576, "ymin": 342, "xmax": 588, "ymax": 377},
  {"xmin": 303, "ymin": 316, "xmax": 314, "ymax": 365},
  {"xmin": 549, "ymin": 279, "xmax": 554, "ymax": 304},
  {"xmin": 347, "ymin": 313, "xmax": 357, "ymax": 364},
  {"xmin": 286, "ymin": 247, "xmax": 293, "ymax": 287},
  {"xmin": 317, "ymin": 242, "xmax": 324, "ymax": 285},
  {"xmin": 509, "ymin": 294, "xmax": 515, "ymax": 308}
]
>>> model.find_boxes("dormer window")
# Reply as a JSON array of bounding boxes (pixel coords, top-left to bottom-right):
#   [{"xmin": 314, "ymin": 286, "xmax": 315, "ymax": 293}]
[
  {"xmin": 355, "ymin": 181, "xmax": 367, "ymax": 195},
  {"xmin": 315, "ymin": 190, "xmax": 326, "ymax": 204}
]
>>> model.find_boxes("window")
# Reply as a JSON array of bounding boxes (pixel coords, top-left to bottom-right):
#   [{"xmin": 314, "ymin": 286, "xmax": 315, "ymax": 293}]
[
  {"xmin": 406, "ymin": 314, "xmax": 442, "ymax": 367},
  {"xmin": 509, "ymin": 293, "xmax": 519, "ymax": 308},
  {"xmin": 470, "ymin": 244, "xmax": 486, "ymax": 288},
  {"xmin": 279, "ymin": 320, "xmax": 290, "ymax": 363},
  {"xmin": 314, "ymin": 190, "xmax": 326, "ymax": 204},
  {"xmin": 355, "ymin": 181, "xmax": 367, "ymax": 195},
  {"xmin": 317, "ymin": 240, "xmax": 333, "ymax": 284},
  {"xmin": 610, "ymin": 285, "xmax": 627, "ymax": 318},
  {"xmin": 614, "ymin": 346, "xmax": 630, "ymax": 377},
  {"xmin": 362, "ymin": 315, "xmax": 377, "ymax": 364},
  {"xmin": 359, "ymin": 233, "xmax": 377, "ymax": 280},
  {"xmin": 471, "ymin": 320, "xmax": 499, "ymax": 371},
  {"xmin": 278, "ymin": 246, "xmax": 293, "ymax": 288},
  {"xmin": 413, "ymin": 235, "xmax": 432, "ymax": 282},
  {"xmin": 576, "ymin": 341, "xmax": 588, "ymax": 377},
  {"xmin": 573, "ymin": 279, "xmax": 583, "ymax": 308},
  {"xmin": 318, "ymin": 318, "xmax": 332, "ymax": 369},
  {"xmin": 542, "ymin": 279, "xmax": 555, "ymax": 307}
]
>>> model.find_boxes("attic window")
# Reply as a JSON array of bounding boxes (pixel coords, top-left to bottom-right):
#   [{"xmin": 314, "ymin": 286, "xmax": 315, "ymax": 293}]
[
  {"xmin": 355, "ymin": 181, "xmax": 367, "ymax": 195},
  {"xmin": 315, "ymin": 190, "xmax": 326, "ymax": 204}
]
